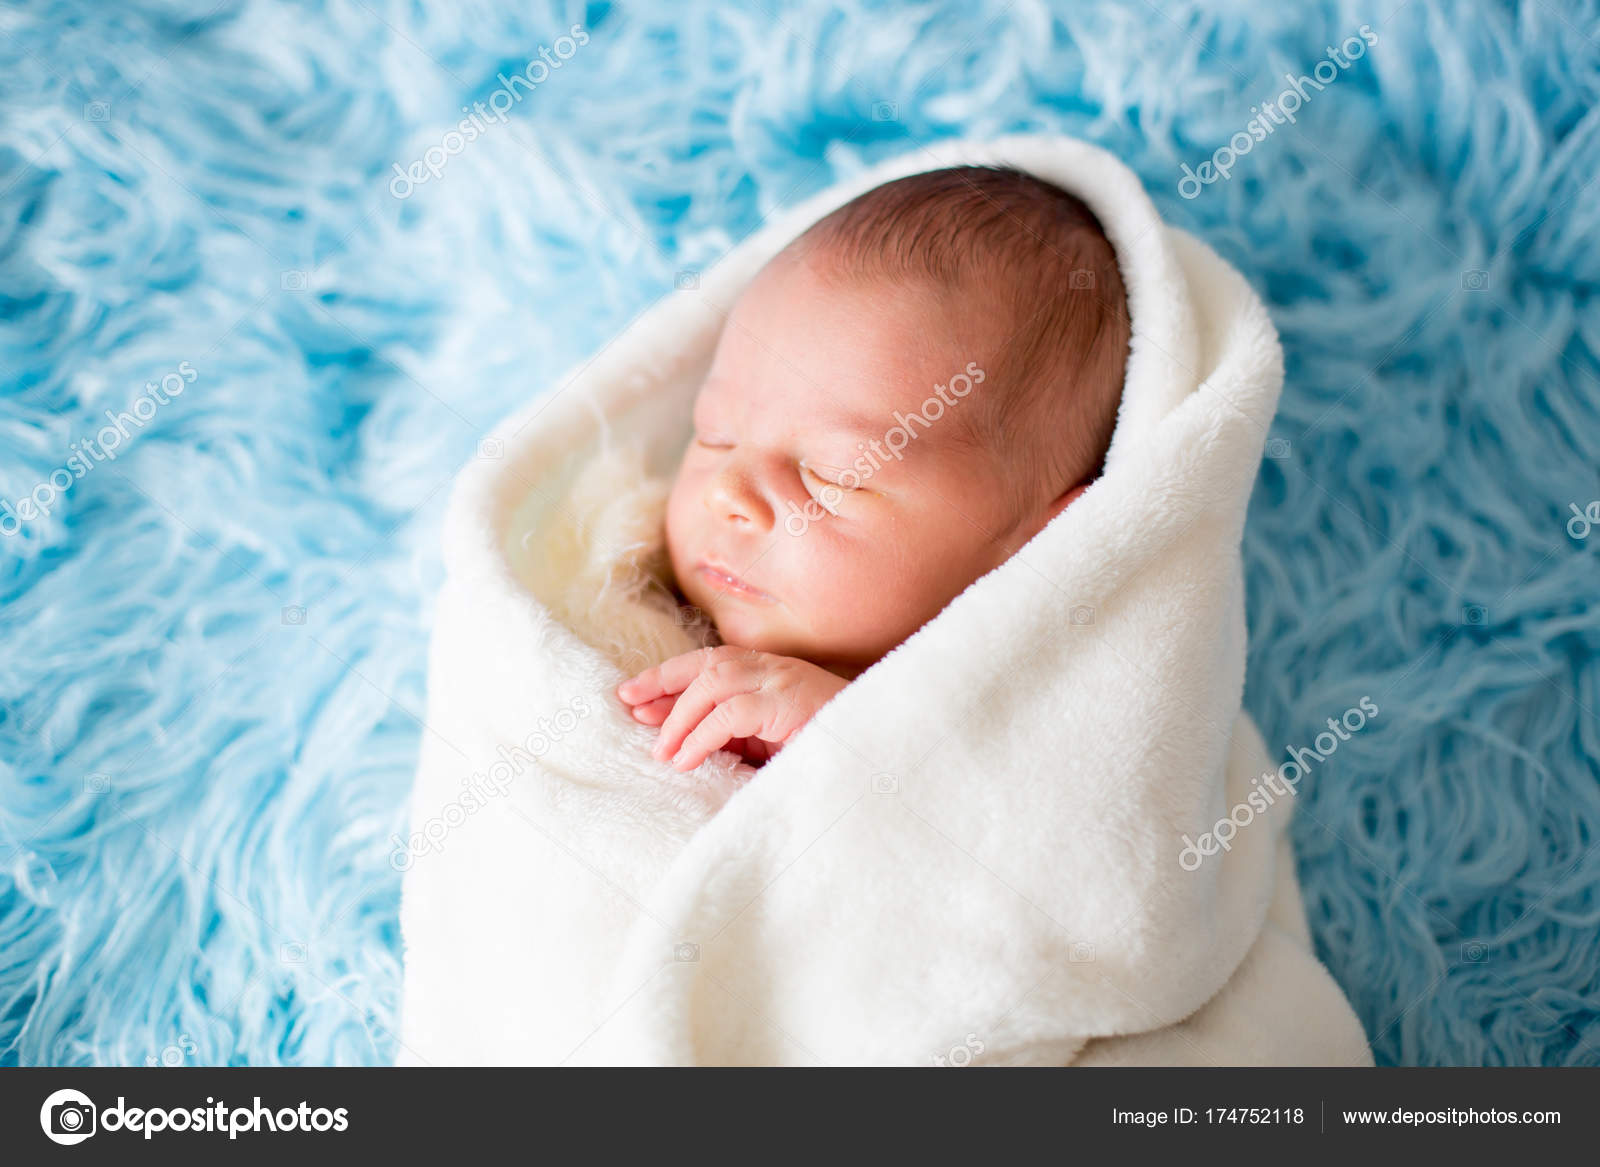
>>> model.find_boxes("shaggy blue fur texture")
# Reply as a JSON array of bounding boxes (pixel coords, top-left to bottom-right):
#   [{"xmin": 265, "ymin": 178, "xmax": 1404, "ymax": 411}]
[{"xmin": 2, "ymin": 0, "xmax": 1597, "ymax": 1067}]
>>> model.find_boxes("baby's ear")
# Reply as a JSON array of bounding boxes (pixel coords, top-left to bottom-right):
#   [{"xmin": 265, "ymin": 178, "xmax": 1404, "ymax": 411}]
[{"xmin": 1046, "ymin": 481, "xmax": 1090, "ymax": 523}]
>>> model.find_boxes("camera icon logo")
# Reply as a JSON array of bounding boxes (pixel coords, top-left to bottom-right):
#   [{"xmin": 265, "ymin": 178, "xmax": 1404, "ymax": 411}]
[
  {"xmin": 1069, "ymin": 941, "xmax": 1096, "ymax": 963},
  {"xmin": 1461, "ymin": 604, "xmax": 1488, "ymax": 626},
  {"xmin": 85, "ymin": 773, "xmax": 110, "ymax": 794},
  {"xmin": 870, "ymin": 772, "xmax": 899, "ymax": 795},
  {"xmin": 476, "ymin": 437, "xmax": 504, "ymax": 460},
  {"xmin": 281, "ymin": 605, "xmax": 306, "ymax": 626},
  {"xmin": 40, "ymin": 1088, "xmax": 96, "ymax": 1145},
  {"xmin": 83, "ymin": 101, "xmax": 111, "ymax": 122},
  {"xmin": 280, "ymin": 270, "xmax": 308, "ymax": 292},
  {"xmin": 1068, "ymin": 269, "xmax": 1095, "ymax": 290},
  {"xmin": 674, "ymin": 270, "xmax": 699, "ymax": 291},
  {"xmin": 1264, "ymin": 437, "xmax": 1291, "ymax": 460},
  {"xmin": 280, "ymin": 941, "xmax": 307, "ymax": 963},
  {"xmin": 871, "ymin": 101, "xmax": 897, "ymax": 121},
  {"xmin": 1460, "ymin": 941, "xmax": 1487, "ymax": 963},
  {"xmin": 673, "ymin": 942, "xmax": 699, "ymax": 962},
  {"xmin": 1069, "ymin": 604, "xmax": 1096, "ymax": 627},
  {"xmin": 1461, "ymin": 270, "xmax": 1489, "ymax": 290}
]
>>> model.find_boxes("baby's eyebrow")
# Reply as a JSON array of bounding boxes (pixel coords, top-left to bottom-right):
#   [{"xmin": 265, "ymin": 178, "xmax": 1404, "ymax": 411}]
[
  {"xmin": 818, "ymin": 406, "xmax": 887, "ymax": 433},
  {"xmin": 698, "ymin": 386, "xmax": 878, "ymax": 435},
  {"xmin": 796, "ymin": 388, "xmax": 913, "ymax": 437},
  {"xmin": 698, "ymin": 378, "xmax": 928, "ymax": 451}
]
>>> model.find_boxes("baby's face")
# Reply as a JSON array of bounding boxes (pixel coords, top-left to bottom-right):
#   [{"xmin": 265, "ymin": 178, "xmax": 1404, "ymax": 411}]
[{"xmin": 665, "ymin": 250, "xmax": 1075, "ymax": 678}]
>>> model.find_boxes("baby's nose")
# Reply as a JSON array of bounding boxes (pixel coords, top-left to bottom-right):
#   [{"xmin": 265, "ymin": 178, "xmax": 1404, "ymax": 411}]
[{"xmin": 707, "ymin": 465, "xmax": 774, "ymax": 529}]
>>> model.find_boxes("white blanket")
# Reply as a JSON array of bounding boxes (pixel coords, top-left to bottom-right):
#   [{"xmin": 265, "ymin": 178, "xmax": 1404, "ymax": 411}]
[{"xmin": 394, "ymin": 135, "xmax": 1373, "ymax": 1067}]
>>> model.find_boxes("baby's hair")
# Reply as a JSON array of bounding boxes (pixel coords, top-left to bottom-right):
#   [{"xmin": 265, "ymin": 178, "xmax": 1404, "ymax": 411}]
[{"xmin": 786, "ymin": 165, "xmax": 1130, "ymax": 515}]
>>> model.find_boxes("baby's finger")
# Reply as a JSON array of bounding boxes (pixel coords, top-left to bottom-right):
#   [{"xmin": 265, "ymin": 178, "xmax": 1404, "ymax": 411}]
[
  {"xmin": 628, "ymin": 695, "xmax": 676, "ymax": 725},
  {"xmin": 617, "ymin": 647, "xmax": 739, "ymax": 704},
  {"xmin": 653, "ymin": 657, "xmax": 761, "ymax": 761},
  {"xmin": 672, "ymin": 694, "xmax": 770, "ymax": 771}
]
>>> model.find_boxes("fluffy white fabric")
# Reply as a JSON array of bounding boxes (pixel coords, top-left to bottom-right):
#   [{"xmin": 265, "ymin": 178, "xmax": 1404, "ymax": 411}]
[{"xmin": 394, "ymin": 134, "xmax": 1372, "ymax": 1067}]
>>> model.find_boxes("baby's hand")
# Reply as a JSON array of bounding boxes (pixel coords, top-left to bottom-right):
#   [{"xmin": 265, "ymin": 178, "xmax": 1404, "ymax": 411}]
[{"xmin": 615, "ymin": 647, "xmax": 849, "ymax": 772}]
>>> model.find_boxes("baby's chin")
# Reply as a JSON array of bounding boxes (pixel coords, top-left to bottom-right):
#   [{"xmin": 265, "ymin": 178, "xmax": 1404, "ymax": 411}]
[
  {"xmin": 686, "ymin": 591, "xmax": 803, "ymax": 656},
  {"xmin": 692, "ymin": 599, "xmax": 871, "ymax": 678},
  {"xmin": 692, "ymin": 596, "xmax": 785, "ymax": 652}
]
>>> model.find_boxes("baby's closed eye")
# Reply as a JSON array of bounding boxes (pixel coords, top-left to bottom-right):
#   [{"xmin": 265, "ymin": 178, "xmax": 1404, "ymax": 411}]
[{"xmin": 799, "ymin": 459, "xmax": 859, "ymax": 489}]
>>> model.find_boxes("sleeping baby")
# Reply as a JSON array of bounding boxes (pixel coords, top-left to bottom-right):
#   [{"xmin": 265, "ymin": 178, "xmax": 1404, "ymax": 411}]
[{"xmin": 615, "ymin": 164, "xmax": 1131, "ymax": 774}]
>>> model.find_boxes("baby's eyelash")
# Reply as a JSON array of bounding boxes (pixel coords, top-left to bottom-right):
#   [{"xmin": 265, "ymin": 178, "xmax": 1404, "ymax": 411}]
[
  {"xmin": 800, "ymin": 461, "xmax": 858, "ymax": 490},
  {"xmin": 688, "ymin": 443, "xmax": 865, "ymax": 503}
]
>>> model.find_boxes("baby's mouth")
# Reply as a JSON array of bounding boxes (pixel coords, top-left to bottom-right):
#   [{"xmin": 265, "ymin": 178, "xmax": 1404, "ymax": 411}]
[{"xmin": 696, "ymin": 559, "xmax": 775, "ymax": 603}]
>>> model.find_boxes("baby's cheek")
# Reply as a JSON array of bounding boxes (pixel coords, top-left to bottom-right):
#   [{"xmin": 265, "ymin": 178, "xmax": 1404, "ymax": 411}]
[
  {"xmin": 807, "ymin": 550, "xmax": 886, "ymax": 629},
  {"xmin": 663, "ymin": 486, "xmax": 697, "ymax": 573}
]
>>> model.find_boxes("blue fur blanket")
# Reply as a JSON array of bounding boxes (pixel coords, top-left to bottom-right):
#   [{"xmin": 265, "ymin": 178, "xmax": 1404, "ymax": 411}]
[{"xmin": 2, "ymin": 0, "xmax": 1597, "ymax": 1065}]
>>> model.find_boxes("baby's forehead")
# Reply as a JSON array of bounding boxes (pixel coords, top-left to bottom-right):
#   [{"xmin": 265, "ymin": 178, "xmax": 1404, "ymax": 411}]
[
  {"xmin": 695, "ymin": 346, "xmax": 997, "ymax": 473},
  {"xmin": 707, "ymin": 269, "xmax": 1018, "ymax": 443},
  {"xmin": 727, "ymin": 247, "xmax": 1007, "ymax": 362}
]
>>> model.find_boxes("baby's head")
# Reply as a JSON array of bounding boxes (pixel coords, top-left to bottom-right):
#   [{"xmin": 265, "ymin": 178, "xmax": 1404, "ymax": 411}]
[{"xmin": 666, "ymin": 165, "xmax": 1130, "ymax": 678}]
